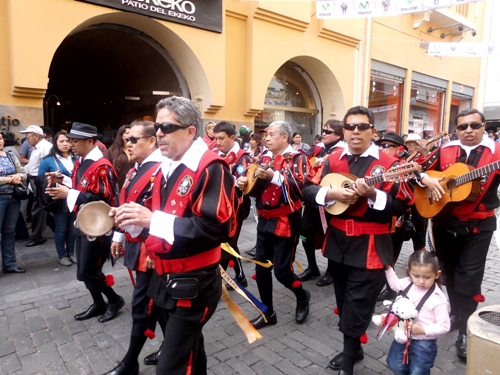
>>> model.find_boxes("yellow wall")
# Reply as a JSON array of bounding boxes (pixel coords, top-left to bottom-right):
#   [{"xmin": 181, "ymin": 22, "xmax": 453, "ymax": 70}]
[{"xmin": 0, "ymin": 0, "xmax": 485, "ymax": 133}]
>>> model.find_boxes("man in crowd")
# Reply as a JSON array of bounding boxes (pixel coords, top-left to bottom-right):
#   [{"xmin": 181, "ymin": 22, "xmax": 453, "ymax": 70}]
[
  {"xmin": 105, "ymin": 121, "xmax": 165, "ymax": 375},
  {"xmin": 213, "ymin": 120, "xmax": 251, "ymax": 288},
  {"xmin": 419, "ymin": 108, "xmax": 500, "ymax": 361},
  {"xmin": 20, "ymin": 125, "xmax": 54, "ymax": 246},
  {"xmin": 113, "ymin": 96, "xmax": 237, "ymax": 374},
  {"xmin": 236, "ymin": 121, "xmax": 310, "ymax": 329},
  {"xmin": 298, "ymin": 119, "xmax": 344, "ymax": 287},
  {"xmin": 46, "ymin": 122, "xmax": 124, "ymax": 324},
  {"xmin": 303, "ymin": 106, "xmax": 413, "ymax": 375}
]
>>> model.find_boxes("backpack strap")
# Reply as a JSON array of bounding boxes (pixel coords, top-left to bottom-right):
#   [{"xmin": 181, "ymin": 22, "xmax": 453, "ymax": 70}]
[{"xmin": 399, "ymin": 282, "xmax": 436, "ymax": 312}]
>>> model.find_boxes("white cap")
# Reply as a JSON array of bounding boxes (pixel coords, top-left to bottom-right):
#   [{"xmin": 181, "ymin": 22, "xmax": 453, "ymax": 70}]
[
  {"xmin": 19, "ymin": 125, "xmax": 44, "ymax": 135},
  {"xmin": 405, "ymin": 133, "xmax": 422, "ymax": 143}
]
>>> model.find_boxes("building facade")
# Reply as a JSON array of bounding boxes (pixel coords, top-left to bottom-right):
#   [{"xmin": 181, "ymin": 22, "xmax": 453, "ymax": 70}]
[{"xmin": 0, "ymin": 0, "xmax": 485, "ymax": 145}]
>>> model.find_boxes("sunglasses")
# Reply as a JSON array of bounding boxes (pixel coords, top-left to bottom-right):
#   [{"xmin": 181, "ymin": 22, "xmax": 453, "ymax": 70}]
[
  {"xmin": 322, "ymin": 129, "xmax": 335, "ymax": 135},
  {"xmin": 126, "ymin": 136, "xmax": 150, "ymax": 144},
  {"xmin": 343, "ymin": 123, "xmax": 374, "ymax": 131},
  {"xmin": 456, "ymin": 122, "xmax": 483, "ymax": 131},
  {"xmin": 380, "ymin": 143, "xmax": 397, "ymax": 149},
  {"xmin": 154, "ymin": 122, "xmax": 190, "ymax": 134}
]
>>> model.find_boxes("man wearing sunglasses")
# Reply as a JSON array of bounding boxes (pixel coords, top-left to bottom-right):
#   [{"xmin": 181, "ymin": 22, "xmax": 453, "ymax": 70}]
[
  {"xmin": 418, "ymin": 109, "xmax": 500, "ymax": 362},
  {"xmin": 298, "ymin": 120, "xmax": 344, "ymax": 287},
  {"xmin": 302, "ymin": 106, "xmax": 414, "ymax": 375},
  {"xmin": 105, "ymin": 121, "xmax": 166, "ymax": 375},
  {"xmin": 113, "ymin": 96, "xmax": 237, "ymax": 375}
]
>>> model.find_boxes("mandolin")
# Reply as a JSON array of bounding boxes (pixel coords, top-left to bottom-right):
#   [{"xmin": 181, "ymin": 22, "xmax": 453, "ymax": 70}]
[
  {"xmin": 405, "ymin": 131, "xmax": 447, "ymax": 162},
  {"xmin": 414, "ymin": 160, "xmax": 500, "ymax": 218},
  {"xmin": 243, "ymin": 153, "xmax": 292, "ymax": 198},
  {"xmin": 320, "ymin": 162, "xmax": 421, "ymax": 215}
]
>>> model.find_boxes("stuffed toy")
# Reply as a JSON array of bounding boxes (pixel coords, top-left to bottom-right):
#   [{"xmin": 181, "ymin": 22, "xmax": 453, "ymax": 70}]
[{"xmin": 372, "ymin": 296, "xmax": 418, "ymax": 344}]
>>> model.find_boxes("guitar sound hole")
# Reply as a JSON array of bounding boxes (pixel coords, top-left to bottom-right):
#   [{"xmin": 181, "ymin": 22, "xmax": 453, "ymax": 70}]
[{"xmin": 446, "ymin": 177, "xmax": 457, "ymax": 192}]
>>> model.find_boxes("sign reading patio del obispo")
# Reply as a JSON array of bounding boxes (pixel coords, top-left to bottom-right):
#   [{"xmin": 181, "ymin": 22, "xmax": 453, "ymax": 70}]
[{"xmin": 77, "ymin": 0, "xmax": 222, "ymax": 33}]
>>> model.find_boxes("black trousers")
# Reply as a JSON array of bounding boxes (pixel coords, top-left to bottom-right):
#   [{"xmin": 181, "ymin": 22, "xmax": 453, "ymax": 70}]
[
  {"xmin": 300, "ymin": 205, "xmax": 324, "ymax": 273},
  {"xmin": 131, "ymin": 269, "xmax": 162, "ymax": 337},
  {"xmin": 75, "ymin": 233, "xmax": 112, "ymax": 290},
  {"xmin": 331, "ymin": 261, "xmax": 385, "ymax": 337},
  {"xmin": 255, "ymin": 230, "xmax": 301, "ymax": 313},
  {"xmin": 156, "ymin": 303, "xmax": 218, "ymax": 375},
  {"xmin": 433, "ymin": 226, "xmax": 492, "ymax": 296}
]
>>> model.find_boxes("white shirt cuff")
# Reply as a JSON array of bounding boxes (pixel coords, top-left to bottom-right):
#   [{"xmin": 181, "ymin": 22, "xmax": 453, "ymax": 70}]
[
  {"xmin": 67, "ymin": 189, "xmax": 80, "ymax": 212},
  {"xmin": 121, "ymin": 225, "xmax": 143, "ymax": 238},
  {"xmin": 271, "ymin": 170, "xmax": 283, "ymax": 186},
  {"xmin": 368, "ymin": 189, "xmax": 387, "ymax": 210},
  {"xmin": 149, "ymin": 210, "xmax": 175, "ymax": 245},
  {"xmin": 112, "ymin": 231, "xmax": 126, "ymax": 243},
  {"xmin": 62, "ymin": 175, "xmax": 72, "ymax": 187}
]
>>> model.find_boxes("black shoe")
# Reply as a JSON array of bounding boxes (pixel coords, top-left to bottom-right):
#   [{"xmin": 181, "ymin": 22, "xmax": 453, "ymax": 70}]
[
  {"xmin": 250, "ymin": 312, "xmax": 277, "ymax": 329},
  {"xmin": 99, "ymin": 296, "xmax": 125, "ymax": 323},
  {"xmin": 456, "ymin": 334, "xmax": 467, "ymax": 360},
  {"xmin": 245, "ymin": 246, "xmax": 257, "ymax": 258},
  {"xmin": 74, "ymin": 304, "xmax": 108, "ymax": 321},
  {"xmin": 296, "ymin": 290, "xmax": 310, "ymax": 324},
  {"xmin": 143, "ymin": 343, "xmax": 162, "ymax": 366},
  {"xmin": 3, "ymin": 266, "xmax": 26, "ymax": 274},
  {"xmin": 102, "ymin": 361, "xmax": 139, "ymax": 375},
  {"xmin": 316, "ymin": 272, "xmax": 334, "ymax": 287},
  {"xmin": 297, "ymin": 268, "xmax": 320, "ymax": 281},
  {"xmin": 328, "ymin": 348, "xmax": 364, "ymax": 370},
  {"xmin": 226, "ymin": 277, "xmax": 248, "ymax": 291},
  {"xmin": 377, "ymin": 287, "xmax": 397, "ymax": 302},
  {"xmin": 25, "ymin": 238, "xmax": 47, "ymax": 247},
  {"xmin": 450, "ymin": 315, "xmax": 461, "ymax": 331}
]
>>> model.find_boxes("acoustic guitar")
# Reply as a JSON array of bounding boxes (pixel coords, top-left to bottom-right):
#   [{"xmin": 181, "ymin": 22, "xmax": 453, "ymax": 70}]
[
  {"xmin": 405, "ymin": 131, "xmax": 447, "ymax": 162},
  {"xmin": 243, "ymin": 153, "xmax": 292, "ymax": 198},
  {"xmin": 320, "ymin": 162, "xmax": 421, "ymax": 215},
  {"xmin": 414, "ymin": 160, "xmax": 500, "ymax": 218}
]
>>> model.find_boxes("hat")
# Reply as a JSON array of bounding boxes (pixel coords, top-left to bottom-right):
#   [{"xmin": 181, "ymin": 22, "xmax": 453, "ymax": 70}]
[
  {"xmin": 405, "ymin": 133, "xmax": 423, "ymax": 143},
  {"xmin": 19, "ymin": 125, "xmax": 44, "ymax": 136},
  {"xmin": 67, "ymin": 122, "xmax": 98, "ymax": 139},
  {"xmin": 376, "ymin": 132, "xmax": 405, "ymax": 147},
  {"xmin": 239, "ymin": 126, "xmax": 251, "ymax": 135}
]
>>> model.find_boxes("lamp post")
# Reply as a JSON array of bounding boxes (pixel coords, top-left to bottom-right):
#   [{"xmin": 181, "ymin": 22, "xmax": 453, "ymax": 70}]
[{"xmin": 44, "ymin": 95, "xmax": 61, "ymax": 129}]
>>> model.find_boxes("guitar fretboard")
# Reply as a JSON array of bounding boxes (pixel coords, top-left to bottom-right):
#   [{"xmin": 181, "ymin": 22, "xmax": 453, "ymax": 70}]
[{"xmin": 454, "ymin": 161, "xmax": 500, "ymax": 186}]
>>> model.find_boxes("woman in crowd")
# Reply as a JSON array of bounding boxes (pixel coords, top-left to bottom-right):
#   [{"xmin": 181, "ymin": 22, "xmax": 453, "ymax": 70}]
[
  {"xmin": 106, "ymin": 125, "xmax": 133, "ymax": 191},
  {"xmin": 0, "ymin": 131, "xmax": 27, "ymax": 273},
  {"xmin": 38, "ymin": 132, "xmax": 77, "ymax": 267},
  {"xmin": 249, "ymin": 133, "xmax": 263, "ymax": 162},
  {"xmin": 291, "ymin": 132, "xmax": 310, "ymax": 151}
]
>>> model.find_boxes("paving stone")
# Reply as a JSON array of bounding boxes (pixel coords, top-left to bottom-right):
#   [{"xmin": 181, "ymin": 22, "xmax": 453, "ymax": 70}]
[
  {"xmin": 0, "ymin": 340, "xmax": 16, "ymax": 358},
  {"xmin": 0, "ymin": 353, "xmax": 22, "ymax": 374},
  {"xmin": 26, "ymin": 315, "xmax": 47, "ymax": 333},
  {"xmin": 12, "ymin": 336, "xmax": 36, "ymax": 358}
]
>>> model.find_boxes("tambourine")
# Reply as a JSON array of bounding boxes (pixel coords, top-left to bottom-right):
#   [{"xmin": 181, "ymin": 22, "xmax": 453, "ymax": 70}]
[{"xmin": 74, "ymin": 201, "xmax": 114, "ymax": 241}]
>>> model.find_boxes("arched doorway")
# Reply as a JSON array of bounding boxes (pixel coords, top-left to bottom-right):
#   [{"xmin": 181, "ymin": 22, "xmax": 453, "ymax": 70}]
[
  {"xmin": 255, "ymin": 62, "xmax": 321, "ymax": 146},
  {"xmin": 45, "ymin": 23, "xmax": 188, "ymax": 145}
]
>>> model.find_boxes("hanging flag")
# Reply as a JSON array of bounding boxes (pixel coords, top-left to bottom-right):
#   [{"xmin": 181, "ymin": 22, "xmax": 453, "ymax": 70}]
[
  {"xmin": 427, "ymin": 42, "xmax": 500, "ymax": 57},
  {"xmin": 316, "ymin": 0, "xmax": 481, "ymax": 20}
]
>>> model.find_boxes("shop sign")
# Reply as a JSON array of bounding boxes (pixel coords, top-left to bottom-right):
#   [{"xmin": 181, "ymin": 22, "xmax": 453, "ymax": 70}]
[{"xmin": 77, "ymin": 0, "xmax": 222, "ymax": 33}]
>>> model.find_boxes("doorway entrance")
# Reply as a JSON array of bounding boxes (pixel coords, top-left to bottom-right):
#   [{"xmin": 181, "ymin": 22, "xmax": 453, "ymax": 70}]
[{"xmin": 45, "ymin": 23, "xmax": 188, "ymax": 145}]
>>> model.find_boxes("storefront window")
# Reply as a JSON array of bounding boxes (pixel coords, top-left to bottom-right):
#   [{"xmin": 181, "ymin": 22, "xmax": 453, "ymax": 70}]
[
  {"xmin": 408, "ymin": 84, "xmax": 445, "ymax": 138},
  {"xmin": 368, "ymin": 76, "xmax": 403, "ymax": 134},
  {"xmin": 255, "ymin": 62, "xmax": 319, "ymax": 145},
  {"xmin": 449, "ymin": 94, "xmax": 472, "ymax": 135}
]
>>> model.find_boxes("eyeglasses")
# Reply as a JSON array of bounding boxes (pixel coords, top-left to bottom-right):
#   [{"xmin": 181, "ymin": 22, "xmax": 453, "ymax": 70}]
[
  {"xmin": 343, "ymin": 123, "xmax": 374, "ymax": 131},
  {"xmin": 322, "ymin": 129, "xmax": 335, "ymax": 135},
  {"xmin": 380, "ymin": 143, "xmax": 397, "ymax": 149},
  {"xmin": 456, "ymin": 122, "xmax": 484, "ymax": 131},
  {"xmin": 154, "ymin": 122, "xmax": 190, "ymax": 134},
  {"xmin": 125, "ymin": 136, "xmax": 150, "ymax": 144}
]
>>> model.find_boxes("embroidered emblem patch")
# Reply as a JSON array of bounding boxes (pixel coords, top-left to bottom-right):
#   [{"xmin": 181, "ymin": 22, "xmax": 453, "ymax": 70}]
[
  {"xmin": 80, "ymin": 176, "xmax": 89, "ymax": 188},
  {"xmin": 370, "ymin": 165, "xmax": 385, "ymax": 178},
  {"xmin": 177, "ymin": 176, "xmax": 193, "ymax": 196}
]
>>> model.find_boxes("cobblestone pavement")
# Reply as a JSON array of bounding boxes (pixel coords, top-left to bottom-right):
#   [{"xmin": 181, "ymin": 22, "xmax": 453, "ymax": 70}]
[{"xmin": 1, "ymin": 216, "xmax": 500, "ymax": 375}]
